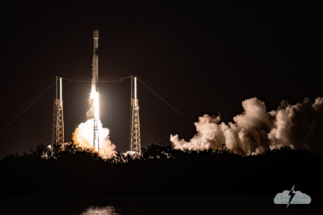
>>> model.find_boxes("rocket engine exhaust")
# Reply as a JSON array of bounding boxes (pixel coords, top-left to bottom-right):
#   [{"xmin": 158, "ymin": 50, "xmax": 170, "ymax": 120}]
[{"xmin": 72, "ymin": 29, "xmax": 116, "ymax": 158}]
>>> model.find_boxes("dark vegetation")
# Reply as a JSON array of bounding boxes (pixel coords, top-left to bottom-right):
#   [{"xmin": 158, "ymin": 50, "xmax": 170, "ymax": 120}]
[{"xmin": 0, "ymin": 142, "xmax": 322, "ymax": 197}]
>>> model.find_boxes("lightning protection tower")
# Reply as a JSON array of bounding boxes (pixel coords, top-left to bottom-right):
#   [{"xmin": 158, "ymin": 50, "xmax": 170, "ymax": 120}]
[
  {"xmin": 129, "ymin": 76, "xmax": 141, "ymax": 153},
  {"xmin": 52, "ymin": 76, "xmax": 64, "ymax": 144}
]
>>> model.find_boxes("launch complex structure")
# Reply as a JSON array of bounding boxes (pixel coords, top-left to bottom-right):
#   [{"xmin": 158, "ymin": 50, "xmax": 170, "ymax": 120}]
[
  {"xmin": 52, "ymin": 76, "xmax": 64, "ymax": 145},
  {"xmin": 52, "ymin": 29, "xmax": 142, "ymax": 154}
]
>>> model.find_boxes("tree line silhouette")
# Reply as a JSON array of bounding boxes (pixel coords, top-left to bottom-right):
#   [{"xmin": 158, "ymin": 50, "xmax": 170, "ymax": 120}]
[{"xmin": 0, "ymin": 142, "xmax": 322, "ymax": 197}]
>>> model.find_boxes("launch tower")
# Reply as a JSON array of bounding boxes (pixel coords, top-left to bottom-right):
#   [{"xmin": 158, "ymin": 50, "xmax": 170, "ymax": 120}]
[
  {"xmin": 52, "ymin": 76, "xmax": 64, "ymax": 144},
  {"xmin": 129, "ymin": 76, "xmax": 141, "ymax": 153}
]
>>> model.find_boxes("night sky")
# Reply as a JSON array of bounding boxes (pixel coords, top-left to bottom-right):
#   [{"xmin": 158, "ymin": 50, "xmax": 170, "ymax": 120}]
[{"xmin": 0, "ymin": 1, "xmax": 322, "ymax": 158}]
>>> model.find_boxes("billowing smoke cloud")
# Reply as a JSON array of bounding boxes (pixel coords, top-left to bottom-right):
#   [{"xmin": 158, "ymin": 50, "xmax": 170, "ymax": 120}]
[
  {"xmin": 171, "ymin": 97, "xmax": 323, "ymax": 155},
  {"xmin": 72, "ymin": 79, "xmax": 116, "ymax": 158},
  {"xmin": 72, "ymin": 119, "xmax": 116, "ymax": 158},
  {"xmin": 72, "ymin": 87, "xmax": 117, "ymax": 158}
]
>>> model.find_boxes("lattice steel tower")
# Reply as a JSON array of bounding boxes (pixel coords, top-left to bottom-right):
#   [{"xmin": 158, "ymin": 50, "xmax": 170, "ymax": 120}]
[
  {"xmin": 129, "ymin": 76, "xmax": 141, "ymax": 153},
  {"xmin": 52, "ymin": 76, "xmax": 64, "ymax": 144}
]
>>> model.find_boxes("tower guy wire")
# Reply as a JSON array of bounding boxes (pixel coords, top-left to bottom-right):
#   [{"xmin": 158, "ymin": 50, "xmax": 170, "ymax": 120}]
[
  {"xmin": 62, "ymin": 76, "xmax": 131, "ymax": 83},
  {"xmin": 137, "ymin": 78, "xmax": 194, "ymax": 124},
  {"xmin": 0, "ymin": 81, "xmax": 55, "ymax": 132},
  {"xmin": 1, "ymin": 78, "xmax": 55, "ymax": 124}
]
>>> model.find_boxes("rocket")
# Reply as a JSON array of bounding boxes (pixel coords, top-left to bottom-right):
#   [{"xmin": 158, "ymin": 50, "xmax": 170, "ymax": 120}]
[
  {"xmin": 92, "ymin": 29, "xmax": 100, "ymax": 150},
  {"xmin": 92, "ymin": 29, "xmax": 99, "ymax": 93}
]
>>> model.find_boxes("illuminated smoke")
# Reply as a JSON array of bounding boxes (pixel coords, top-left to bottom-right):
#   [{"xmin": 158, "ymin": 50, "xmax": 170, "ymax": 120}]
[
  {"xmin": 171, "ymin": 97, "xmax": 323, "ymax": 155},
  {"xmin": 72, "ymin": 83, "xmax": 116, "ymax": 158},
  {"xmin": 72, "ymin": 118, "xmax": 116, "ymax": 158},
  {"xmin": 80, "ymin": 205, "xmax": 116, "ymax": 215},
  {"xmin": 170, "ymin": 115, "xmax": 224, "ymax": 151},
  {"xmin": 86, "ymin": 87, "xmax": 100, "ymax": 119}
]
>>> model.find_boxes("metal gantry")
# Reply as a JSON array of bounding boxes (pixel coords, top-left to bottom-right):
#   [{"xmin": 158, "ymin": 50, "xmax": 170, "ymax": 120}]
[
  {"xmin": 52, "ymin": 76, "xmax": 64, "ymax": 144},
  {"xmin": 130, "ymin": 76, "xmax": 141, "ymax": 153}
]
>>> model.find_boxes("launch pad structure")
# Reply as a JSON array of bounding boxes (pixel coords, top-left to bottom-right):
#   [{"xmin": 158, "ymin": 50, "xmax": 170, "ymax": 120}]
[
  {"xmin": 52, "ymin": 76, "xmax": 64, "ymax": 144},
  {"xmin": 130, "ymin": 76, "xmax": 141, "ymax": 154},
  {"xmin": 52, "ymin": 29, "xmax": 142, "ymax": 153}
]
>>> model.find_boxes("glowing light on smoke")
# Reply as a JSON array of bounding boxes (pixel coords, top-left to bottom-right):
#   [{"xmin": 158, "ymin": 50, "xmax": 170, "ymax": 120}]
[
  {"xmin": 72, "ymin": 118, "xmax": 116, "ymax": 158},
  {"xmin": 171, "ymin": 97, "xmax": 323, "ymax": 155},
  {"xmin": 72, "ymin": 85, "xmax": 116, "ymax": 158},
  {"xmin": 80, "ymin": 205, "xmax": 117, "ymax": 215},
  {"xmin": 90, "ymin": 87, "xmax": 100, "ymax": 118}
]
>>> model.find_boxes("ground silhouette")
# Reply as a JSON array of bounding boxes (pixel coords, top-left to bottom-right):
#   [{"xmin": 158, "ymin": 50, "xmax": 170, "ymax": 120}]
[{"xmin": 0, "ymin": 142, "xmax": 322, "ymax": 198}]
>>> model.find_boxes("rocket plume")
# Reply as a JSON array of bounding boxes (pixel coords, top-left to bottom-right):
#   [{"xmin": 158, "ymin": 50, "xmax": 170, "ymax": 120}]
[
  {"xmin": 72, "ymin": 29, "xmax": 116, "ymax": 158},
  {"xmin": 171, "ymin": 97, "xmax": 323, "ymax": 155},
  {"xmin": 72, "ymin": 119, "xmax": 116, "ymax": 158}
]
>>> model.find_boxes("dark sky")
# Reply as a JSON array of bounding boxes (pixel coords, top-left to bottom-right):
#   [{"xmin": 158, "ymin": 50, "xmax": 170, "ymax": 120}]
[{"xmin": 0, "ymin": 1, "xmax": 322, "ymax": 158}]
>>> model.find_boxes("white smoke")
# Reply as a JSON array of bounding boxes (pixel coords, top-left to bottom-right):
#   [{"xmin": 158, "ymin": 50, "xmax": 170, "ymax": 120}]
[
  {"xmin": 72, "ymin": 85, "xmax": 117, "ymax": 158},
  {"xmin": 73, "ymin": 119, "xmax": 116, "ymax": 158},
  {"xmin": 170, "ymin": 115, "xmax": 224, "ymax": 151},
  {"xmin": 81, "ymin": 205, "xmax": 116, "ymax": 215},
  {"xmin": 171, "ymin": 97, "xmax": 323, "ymax": 155}
]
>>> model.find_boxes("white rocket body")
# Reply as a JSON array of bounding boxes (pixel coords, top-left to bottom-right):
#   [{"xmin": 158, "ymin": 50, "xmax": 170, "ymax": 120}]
[
  {"xmin": 92, "ymin": 29, "xmax": 99, "ymax": 93},
  {"xmin": 92, "ymin": 29, "xmax": 99, "ymax": 150}
]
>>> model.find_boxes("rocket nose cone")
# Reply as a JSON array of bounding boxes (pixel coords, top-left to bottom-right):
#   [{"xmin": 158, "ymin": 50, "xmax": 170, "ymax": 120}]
[{"xmin": 93, "ymin": 29, "xmax": 99, "ymax": 39}]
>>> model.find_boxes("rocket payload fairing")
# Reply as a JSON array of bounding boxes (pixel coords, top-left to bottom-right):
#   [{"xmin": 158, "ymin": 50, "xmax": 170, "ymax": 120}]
[{"xmin": 92, "ymin": 29, "xmax": 100, "ymax": 150}]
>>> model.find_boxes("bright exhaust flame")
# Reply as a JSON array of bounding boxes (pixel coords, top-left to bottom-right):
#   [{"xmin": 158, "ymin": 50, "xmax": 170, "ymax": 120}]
[
  {"xmin": 72, "ymin": 118, "xmax": 116, "ymax": 158},
  {"xmin": 72, "ymin": 86, "xmax": 116, "ymax": 158},
  {"xmin": 91, "ymin": 87, "xmax": 100, "ymax": 118},
  {"xmin": 91, "ymin": 87, "xmax": 100, "ymax": 151}
]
